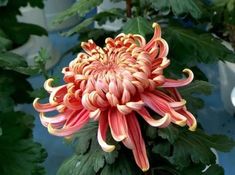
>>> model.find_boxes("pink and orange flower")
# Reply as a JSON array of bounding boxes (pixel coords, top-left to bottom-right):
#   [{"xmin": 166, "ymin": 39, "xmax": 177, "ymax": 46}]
[{"xmin": 33, "ymin": 23, "xmax": 196, "ymax": 171}]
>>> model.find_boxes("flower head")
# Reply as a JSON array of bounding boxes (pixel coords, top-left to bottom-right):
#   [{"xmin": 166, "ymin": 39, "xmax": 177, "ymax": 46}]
[{"xmin": 33, "ymin": 23, "xmax": 196, "ymax": 171}]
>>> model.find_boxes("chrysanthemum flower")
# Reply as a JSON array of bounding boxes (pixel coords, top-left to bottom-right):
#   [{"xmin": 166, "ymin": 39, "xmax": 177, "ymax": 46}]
[{"xmin": 33, "ymin": 23, "xmax": 196, "ymax": 171}]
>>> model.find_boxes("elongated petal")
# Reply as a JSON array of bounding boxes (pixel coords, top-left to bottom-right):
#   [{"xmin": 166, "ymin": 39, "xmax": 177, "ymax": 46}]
[
  {"xmin": 125, "ymin": 113, "xmax": 149, "ymax": 171},
  {"xmin": 48, "ymin": 111, "xmax": 90, "ymax": 136},
  {"xmin": 97, "ymin": 111, "xmax": 116, "ymax": 152},
  {"xmin": 179, "ymin": 109, "xmax": 197, "ymax": 131},
  {"xmin": 141, "ymin": 92, "xmax": 187, "ymax": 126},
  {"xmin": 136, "ymin": 107, "xmax": 171, "ymax": 128},
  {"xmin": 39, "ymin": 112, "xmax": 66, "ymax": 125},
  {"xmin": 108, "ymin": 109, "xmax": 128, "ymax": 141},
  {"xmin": 63, "ymin": 94, "xmax": 83, "ymax": 110},
  {"xmin": 161, "ymin": 69, "xmax": 194, "ymax": 87},
  {"xmin": 65, "ymin": 109, "xmax": 87, "ymax": 127}
]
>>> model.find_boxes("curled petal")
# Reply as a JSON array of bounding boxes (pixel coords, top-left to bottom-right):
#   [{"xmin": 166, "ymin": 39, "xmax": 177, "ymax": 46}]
[
  {"xmin": 126, "ymin": 101, "xmax": 144, "ymax": 111},
  {"xmin": 137, "ymin": 107, "xmax": 171, "ymax": 128},
  {"xmin": 89, "ymin": 108, "xmax": 101, "ymax": 120},
  {"xmin": 169, "ymin": 99, "xmax": 186, "ymax": 110},
  {"xmin": 179, "ymin": 109, "xmax": 197, "ymax": 131},
  {"xmin": 161, "ymin": 69, "xmax": 194, "ymax": 88},
  {"xmin": 144, "ymin": 23, "xmax": 161, "ymax": 50},
  {"xmin": 39, "ymin": 112, "xmax": 66, "ymax": 126},
  {"xmin": 98, "ymin": 112, "xmax": 116, "ymax": 152},
  {"xmin": 117, "ymin": 104, "xmax": 132, "ymax": 115},
  {"xmin": 108, "ymin": 109, "xmax": 128, "ymax": 141},
  {"xmin": 49, "ymin": 85, "xmax": 67, "ymax": 105},
  {"xmin": 44, "ymin": 78, "xmax": 56, "ymax": 93},
  {"xmin": 33, "ymin": 98, "xmax": 56, "ymax": 112},
  {"xmin": 81, "ymin": 93, "xmax": 97, "ymax": 110}
]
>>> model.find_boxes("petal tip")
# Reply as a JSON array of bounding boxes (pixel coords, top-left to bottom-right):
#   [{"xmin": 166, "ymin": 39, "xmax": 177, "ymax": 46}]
[
  {"xmin": 103, "ymin": 145, "xmax": 116, "ymax": 153},
  {"xmin": 175, "ymin": 119, "xmax": 187, "ymax": 127}
]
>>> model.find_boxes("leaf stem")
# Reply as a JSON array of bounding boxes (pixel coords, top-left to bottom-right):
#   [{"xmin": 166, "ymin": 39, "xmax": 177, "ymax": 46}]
[{"xmin": 126, "ymin": 0, "xmax": 132, "ymax": 17}]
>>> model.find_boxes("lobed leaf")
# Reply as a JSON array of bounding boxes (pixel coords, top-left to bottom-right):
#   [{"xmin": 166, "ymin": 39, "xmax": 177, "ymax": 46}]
[
  {"xmin": 53, "ymin": 0, "xmax": 103, "ymax": 24},
  {"xmin": 122, "ymin": 17, "xmax": 153, "ymax": 37},
  {"xmin": 0, "ymin": 111, "xmax": 47, "ymax": 175},
  {"xmin": 150, "ymin": 0, "xmax": 203, "ymax": 19},
  {"xmin": 164, "ymin": 21, "xmax": 235, "ymax": 64}
]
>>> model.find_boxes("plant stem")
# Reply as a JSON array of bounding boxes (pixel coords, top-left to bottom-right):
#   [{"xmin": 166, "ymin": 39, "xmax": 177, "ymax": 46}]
[{"xmin": 126, "ymin": 0, "xmax": 132, "ymax": 17}]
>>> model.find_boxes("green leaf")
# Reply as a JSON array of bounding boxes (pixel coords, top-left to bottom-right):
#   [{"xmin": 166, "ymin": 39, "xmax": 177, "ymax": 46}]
[
  {"xmin": 179, "ymin": 80, "xmax": 213, "ymax": 112},
  {"xmin": 0, "ymin": 28, "xmax": 12, "ymax": 51},
  {"xmin": 122, "ymin": 17, "xmax": 153, "ymax": 37},
  {"xmin": 0, "ymin": 111, "xmax": 47, "ymax": 175},
  {"xmin": 150, "ymin": 0, "xmax": 203, "ymax": 19},
  {"xmin": 94, "ymin": 8, "xmax": 125, "ymax": 26},
  {"xmin": 0, "ymin": 69, "xmax": 33, "ymax": 109},
  {"xmin": 63, "ymin": 18, "xmax": 94, "ymax": 37},
  {"xmin": 146, "ymin": 125, "xmax": 158, "ymax": 139},
  {"xmin": 203, "ymin": 164, "xmax": 224, "ymax": 175},
  {"xmin": 54, "ymin": 0, "xmax": 103, "ymax": 24},
  {"xmin": 58, "ymin": 122, "xmax": 119, "ymax": 175},
  {"xmin": 212, "ymin": 0, "xmax": 235, "ymax": 11},
  {"xmin": 100, "ymin": 154, "xmax": 142, "ymax": 175},
  {"xmin": 180, "ymin": 80, "xmax": 214, "ymax": 96},
  {"xmin": 169, "ymin": 130, "xmax": 216, "ymax": 168},
  {"xmin": 0, "ymin": 0, "xmax": 7, "ymax": 6},
  {"xmin": 0, "ymin": 51, "xmax": 27, "ymax": 68},
  {"xmin": 180, "ymin": 163, "xmax": 206, "ymax": 175},
  {"xmin": 164, "ymin": 22, "xmax": 235, "ymax": 64},
  {"xmin": 158, "ymin": 124, "xmax": 180, "ymax": 144},
  {"xmin": 152, "ymin": 141, "xmax": 171, "ymax": 157},
  {"xmin": 2, "ymin": 22, "xmax": 47, "ymax": 46},
  {"xmin": 162, "ymin": 128, "xmax": 235, "ymax": 168},
  {"xmin": 181, "ymin": 163, "xmax": 224, "ymax": 175},
  {"xmin": 57, "ymin": 154, "xmax": 96, "ymax": 175},
  {"xmin": 62, "ymin": 8, "xmax": 124, "ymax": 36}
]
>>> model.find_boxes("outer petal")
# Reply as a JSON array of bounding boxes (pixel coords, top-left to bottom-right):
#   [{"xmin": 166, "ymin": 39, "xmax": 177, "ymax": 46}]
[
  {"xmin": 124, "ymin": 113, "xmax": 149, "ymax": 172},
  {"xmin": 48, "ymin": 109, "xmax": 90, "ymax": 136},
  {"xmin": 33, "ymin": 98, "xmax": 57, "ymax": 112},
  {"xmin": 39, "ymin": 112, "xmax": 67, "ymax": 127},
  {"xmin": 136, "ymin": 107, "xmax": 171, "ymax": 128},
  {"xmin": 179, "ymin": 109, "xmax": 197, "ymax": 131},
  {"xmin": 97, "ymin": 111, "xmax": 116, "ymax": 152},
  {"xmin": 108, "ymin": 108, "xmax": 128, "ymax": 141},
  {"xmin": 141, "ymin": 92, "xmax": 187, "ymax": 126},
  {"xmin": 161, "ymin": 69, "xmax": 194, "ymax": 87}
]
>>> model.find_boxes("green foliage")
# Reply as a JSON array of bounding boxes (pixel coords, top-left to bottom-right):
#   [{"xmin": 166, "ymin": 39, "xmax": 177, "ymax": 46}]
[
  {"xmin": 164, "ymin": 21, "xmax": 235, "ymax": 64},
  {"xmin": 179, "ymin": 80, "xmax": 214, "ymax": 112},
  {"xmin": 122, "ymin": 17, "xmax": 153, "ymax": 37},
  {"xmin": 53, "ymin": 0, "xmax": 103, "ymax": 25},
  {"xmin": 2, "ymin": 22, "xmax": 47, "ymax": 46},
  {"xmin": 57, "ymin": 122, "xmax": 120, "ymax": 175},
  {"xmin": 0, "ymin": 51, "xmax": 27, "ymax": 68},
  {"xmin": 0, "ymin": 111, "xmax": 47, "ymax": 175},
  {"xmin": 150, "ymin": 0, "xmax": 204, "ymax": 19},
  {"xmin": 0, "ymin": 0, "xmax": 46, "ymax": 47},
  {"xmin": 156, "ymin": 126, "xmax": 235, "ymax": 168},
  {"xmin": 0, "ymin": 1, "xmax": 47, "ymax": 174},
  {"xmin": 180, "ymin": 164, "xmax": 224, "ymax": 175},
  {"xmin": 210, "ymin": 0, "xmax": 235, "ymax": 45}
]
